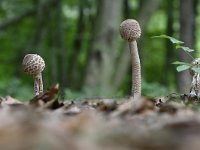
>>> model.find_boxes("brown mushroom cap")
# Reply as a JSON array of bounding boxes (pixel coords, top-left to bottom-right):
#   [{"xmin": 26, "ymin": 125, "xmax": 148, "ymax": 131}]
[
  {"xmin": 119, "ymin": 19, "xmax": 141, "ymax": 42},
  {"xmin": 189, "ymin": 58, "xmax": 200, "ymax": 76},
  {"xmin": 22, "ymin": 54, "xmax": 45, "ymax": 76}
]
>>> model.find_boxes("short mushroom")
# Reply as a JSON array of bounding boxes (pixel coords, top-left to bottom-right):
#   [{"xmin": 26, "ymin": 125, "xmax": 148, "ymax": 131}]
[
  {"xmin": 189, "ymin": 58, "xmax": 200, "ymax": 97},
  {"xmin": 22, "ymin": 54, "xmax": 45, "ymax": 96},
  {"xmin": 119, "ymin": 19, "xmax": 141, "ymax": 97}
]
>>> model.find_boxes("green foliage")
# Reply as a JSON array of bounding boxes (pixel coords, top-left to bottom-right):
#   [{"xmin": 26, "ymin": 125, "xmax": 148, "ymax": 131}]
[
  {"xmin": 175, "ymin": 45, "xmax": 194, "ymax": 52},
  {"xmin": 152, "ymin": 35, "xmax": 184, "ymax": 44},
  {"xmin": 152, "ymin": 35, "xmax": 198, "ymax": 73},
  {"xmin": 142, "ymin": 80, "xmax": 170, "ymax": 97},
  {"xmin": 64, "ymin": 88, "xmax": 84, "ymax": 99},
  {"xmin": 0, "ymin": 78, "xmax": 33, "ymax": 101},
  {"xmin": 172, "ymin": 61, "xmax": 192, "ymax": 72}
]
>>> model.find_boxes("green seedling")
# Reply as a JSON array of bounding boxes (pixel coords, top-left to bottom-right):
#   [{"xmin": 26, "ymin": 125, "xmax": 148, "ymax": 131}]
[
  {"xmin": 152, "ymin": 35, "xmax": 200, "ymax": 97},
  {"xmin": 152, "ymin": 35, "xmax": 200, "ymax": 74}
]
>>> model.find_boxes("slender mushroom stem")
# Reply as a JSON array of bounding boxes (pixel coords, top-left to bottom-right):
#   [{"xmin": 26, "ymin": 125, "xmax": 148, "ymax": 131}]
[
  {"xmin": 189, "ymin": 73, "xmax": 200, "ymax": 97},
  {"xmin": 129, "ymin": 41, "xmax": 141, "ymax": 96},
  {"xmin": 34, "ymin": 73, "xmax": 43, "ymax": 96},
  {"xmin": 189, "ymin": 59, "xmax": 200, "ymax": 97}
]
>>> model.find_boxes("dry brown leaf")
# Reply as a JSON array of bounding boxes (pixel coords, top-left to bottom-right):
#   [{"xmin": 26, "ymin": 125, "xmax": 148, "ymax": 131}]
[
  {"xmin": 30, "ymin": 84, "xmax": 59, "ymax": 106},
  {"xmin": 112, "ymin": 96, "xmax": 155, "ymax": 117}
]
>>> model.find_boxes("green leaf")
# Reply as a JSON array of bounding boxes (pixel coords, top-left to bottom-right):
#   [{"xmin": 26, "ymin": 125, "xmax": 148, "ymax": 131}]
[
  {"xmin": 175, "ymin": 45, "xmax": 194, "ymax": 52},
  {"xmin": 176, "ymin": 65, "xmax": 191, "ymax": 72},
  {"xmin": 172, "ymin": 61, "xmax": 192, "ymax": 66},
  {"xmin": 181, "ymin": 46, "xmax": 194, "ymax": 52},
  {"xmin": 152, "ymin": 35, "xmax": 184, "ymax": 45},
  {"xmin": 175, "ymin": 45, "xmax": 182, "ymax": 49},
  {"xmin": 191, "ymin": 66, "xmax": 200, "ymax": 74}
]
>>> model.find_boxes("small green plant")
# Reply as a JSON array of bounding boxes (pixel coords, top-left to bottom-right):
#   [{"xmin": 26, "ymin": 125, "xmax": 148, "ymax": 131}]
[{"xmin": 152, "ymin": 35, "xmax": 200, "ymax": 74}]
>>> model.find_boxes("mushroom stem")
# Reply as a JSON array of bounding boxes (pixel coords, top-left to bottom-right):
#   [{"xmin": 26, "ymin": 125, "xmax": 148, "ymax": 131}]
[
  {"xmin": 189, "ymin": 58, "xmax": 200, "ymax": 97},
  {"xmin": 34, "ymin": 73, "xmax": 43, "ymax": 96},
  {"xmin": 129, "ymin": 41, "xmax": 141, "ymax": 96},
  {"xmin": 189, "ymin": 73, "xmax": 200, "ymax": 97}
]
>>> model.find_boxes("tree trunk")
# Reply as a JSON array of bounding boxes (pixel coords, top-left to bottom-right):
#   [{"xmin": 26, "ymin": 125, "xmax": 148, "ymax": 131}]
[
  {"xmin": 123, "ymin": 0, "xmax": 130, "ymax": 19},
  {"xmin": 78, "ymin": 5, "xmax": 96, "ymax": 91},
  {"xmin": 69, "ymin": 0, "xmax": 86, "ymax": 89},
  {"xmin": 177, "ymin": 0, "xmax": 195, "ymax": 93},
  {"xmin": 84, "ymin": 0, "xmax": 123, "ymax": 96},
  {"xmin": 46, "ymin": 0, "xmax": 66, "ymax": 90},
  {"xmin": 28, "ymin": 0, "xmax": 51, "ymax": 51},
  {"xmin": 53, "ymin": 0, "xmax": 66, "ymax": 93},
  {"xmin": 164, "ymin": 0, "xmax": 175, "ymax": 86}
]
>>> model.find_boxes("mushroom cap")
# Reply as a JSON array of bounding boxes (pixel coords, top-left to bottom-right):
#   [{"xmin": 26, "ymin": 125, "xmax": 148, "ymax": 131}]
[
  {"xmin": 119, "ymin": 19, "xmax": 141, "ymax": 42},
  {"xmin": 189, "ymin": 58, "xmax": 200, "ymax": 76},
  {"xmin": 22, "ymin": 54, "xmax": 45, "ymax": 76}
]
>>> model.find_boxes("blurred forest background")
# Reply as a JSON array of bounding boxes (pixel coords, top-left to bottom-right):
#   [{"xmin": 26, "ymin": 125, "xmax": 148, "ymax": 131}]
[{"xmin": 0, "ymin": 0, "xmax": 199, "ymax": 100}]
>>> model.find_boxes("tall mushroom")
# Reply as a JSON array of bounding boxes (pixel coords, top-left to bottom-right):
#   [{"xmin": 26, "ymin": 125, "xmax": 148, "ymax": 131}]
[
  {"xmin": 22, "ymin": 54, "xmax": 45, "ymax": 96},
  {"xmin": 119, "ymin": 19, "xmax": 141, "ymax": 97},
  {"xmin": 189, "ymin": 58, "xmax": 200, "ymax": 97}
]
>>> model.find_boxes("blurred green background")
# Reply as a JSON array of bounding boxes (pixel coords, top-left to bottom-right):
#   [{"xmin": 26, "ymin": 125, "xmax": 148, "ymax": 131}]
[{"xmin": 0, "ymin": 0, "xmax": 199, "ymax": 100}]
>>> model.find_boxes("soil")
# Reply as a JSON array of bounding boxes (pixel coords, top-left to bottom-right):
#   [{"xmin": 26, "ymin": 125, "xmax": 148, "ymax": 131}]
[{"xmin": 0, "ymin": 85, "xmax": 200, "ymax": 150}]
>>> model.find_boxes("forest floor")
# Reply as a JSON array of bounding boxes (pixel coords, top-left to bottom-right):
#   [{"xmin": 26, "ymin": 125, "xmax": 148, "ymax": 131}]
[{"xmin": 0, "ymin": 85, "xmax": 200, "ymax": 150}]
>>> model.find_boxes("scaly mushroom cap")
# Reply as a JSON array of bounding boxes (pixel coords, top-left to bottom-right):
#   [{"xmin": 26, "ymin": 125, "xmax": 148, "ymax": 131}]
[
  {"xmin": 119, "ymin": 19, "xmax": 141, "ymax": 42},
  {"xmin": 189, "ymin": 58, "xmax": 200, "ymax": 76},
  {"xmin": 22, "ymin": 54, "xmax": 45, "ymax": 76}
]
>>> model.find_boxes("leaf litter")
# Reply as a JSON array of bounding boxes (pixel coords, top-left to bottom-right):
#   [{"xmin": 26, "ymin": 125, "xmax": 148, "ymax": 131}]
[{"xmin": 1, "ymin": 86, "xmax": 200, "ymax": 150}]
